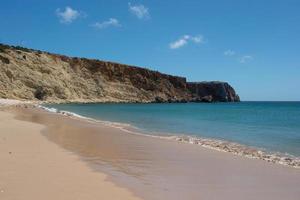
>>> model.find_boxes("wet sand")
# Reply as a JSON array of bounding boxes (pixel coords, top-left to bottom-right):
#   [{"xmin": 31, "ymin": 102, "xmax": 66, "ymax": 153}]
[
  {"xmin": 3, "ymin": 106, "xmax": 298, "ymax": 200},
  {"xmin": 0, "ymin": 109, "xmax": 141, "ymax": 200}
]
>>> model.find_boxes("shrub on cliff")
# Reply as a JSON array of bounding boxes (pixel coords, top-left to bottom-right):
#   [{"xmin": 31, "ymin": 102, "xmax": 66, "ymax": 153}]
[
  {"xmin": 34, "ymin": 86, "xmax": 52, "ymax": 100},
  {"xmin": 0, "ymin": 55, "xmax": 10, "ymax": 64},
  {"xmin": 15, "ymin": 46, "xmax": 32, "ymax": 53},
  {"xmin": 0, "ymin": 43, "xmax": 10, "ymax": 53}
]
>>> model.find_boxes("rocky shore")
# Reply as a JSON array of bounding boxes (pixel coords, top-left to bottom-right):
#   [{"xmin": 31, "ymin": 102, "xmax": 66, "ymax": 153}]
[{"xmin": 0, "ymin": 43, "xmax": 239, "ymax": 103}]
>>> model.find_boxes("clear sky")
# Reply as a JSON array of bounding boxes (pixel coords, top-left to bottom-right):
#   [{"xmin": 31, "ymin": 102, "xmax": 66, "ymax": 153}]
[{"xmin": 1, "ymin": 0, "xmax": 300, "ymax": 101}]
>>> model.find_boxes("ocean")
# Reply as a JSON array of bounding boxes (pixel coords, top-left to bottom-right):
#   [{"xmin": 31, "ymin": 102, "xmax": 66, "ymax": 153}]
[{"xmin": 45, "ymin": 102, "xmax": 300, "ymax": 157}]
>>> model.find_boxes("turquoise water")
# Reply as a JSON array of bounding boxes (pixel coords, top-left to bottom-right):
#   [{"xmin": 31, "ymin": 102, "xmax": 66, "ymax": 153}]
[{"xmin": 46, "ymin": 102, "xmax": 300, "ymax": 157}]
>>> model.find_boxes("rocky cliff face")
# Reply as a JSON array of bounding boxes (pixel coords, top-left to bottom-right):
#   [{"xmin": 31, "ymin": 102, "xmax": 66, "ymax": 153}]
[
  {"xmin": 0, "ymin": 43, "xmax": 240, "ymax": 103},
  {"xmin": 187, "ymin": 82, "xmax": 240, "ymax": 102}
]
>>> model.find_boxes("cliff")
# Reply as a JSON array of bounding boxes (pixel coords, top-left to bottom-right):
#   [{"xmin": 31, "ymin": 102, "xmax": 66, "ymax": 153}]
[
  {"xmin": 187, "ymin": 82, "xmax": 240, "ymax": 102},
  {"xmin": 0, "ymin": 43, "xmax": 239, "ymax": 103}
]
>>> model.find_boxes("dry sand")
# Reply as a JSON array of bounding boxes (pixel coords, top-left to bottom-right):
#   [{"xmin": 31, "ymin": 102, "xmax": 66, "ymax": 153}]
[
  {"xmin": 1, "ymin": 104, "xmax": 300, "ymax": 200},
  {"xmin": 0, "ymin": 99, "xmax": 24, "ymax": 106},
  {"xmin": 0, "ymin": 110, "xmax": 141, "ymax": 200}
]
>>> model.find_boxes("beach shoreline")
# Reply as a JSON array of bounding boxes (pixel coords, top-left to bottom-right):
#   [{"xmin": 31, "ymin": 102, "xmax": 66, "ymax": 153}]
[
  {"xmin": 1, "ymin": 102, "xmax": 299, "ymax": 199},
  {"xmin": 38, "ymin": 103, "xmax": 300, "ymax": 169},
  {"xmin": 0, "ymin": 106, "xmax": 141, "ymax": 200}
]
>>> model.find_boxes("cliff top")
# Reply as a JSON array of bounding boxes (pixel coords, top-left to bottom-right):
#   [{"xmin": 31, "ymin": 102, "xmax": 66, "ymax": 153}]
[
  {"xmin": 0, "ymin": 43, "xmax": 239, "ymax": 102},
  {"xmin": 0, "ymin": 43, "xmax": 185, "ymax": 80}
]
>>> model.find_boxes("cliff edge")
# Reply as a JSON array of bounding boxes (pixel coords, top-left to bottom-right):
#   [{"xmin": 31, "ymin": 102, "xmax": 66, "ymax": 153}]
[{"xmin": 0, "ymin": 44, "xmax": 239, "ymax": 103}]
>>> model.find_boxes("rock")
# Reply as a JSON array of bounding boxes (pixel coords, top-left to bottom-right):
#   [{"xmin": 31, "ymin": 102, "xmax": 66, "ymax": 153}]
[
  {"xmin": 0, "ymin": 55, "xmax": 9, "ymax": 64},
  {"xmin": 155, "ymin": 96, "xmax": 166, "ymax": 103},
  {"xmin": 0, "ymin": 43, "xmax": 240, "ymax": 103},
  {"xmin": 34, "ymin": 86, "xmax": 53, "ymax": 100},
  {"xmin": 201, "ymin": 95, "xmax": 213, "ymax": 102},
  {"xmin": 187, "ymin": 81, "xmax": 240, "ymax": 102}
]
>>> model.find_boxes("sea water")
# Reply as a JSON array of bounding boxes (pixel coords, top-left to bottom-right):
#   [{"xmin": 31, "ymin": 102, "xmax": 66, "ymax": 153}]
[{"xmin": 45, "ymin": 102, "xmax": 300, "ymax": 157}]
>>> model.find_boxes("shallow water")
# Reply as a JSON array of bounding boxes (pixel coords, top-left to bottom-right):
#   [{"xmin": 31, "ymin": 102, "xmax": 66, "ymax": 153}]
[
  {"xmin": 15, "ymin": 107, "xmax": 300, "ymax": 200},
  {"xmin": 46, "ymin": 102, "xmax": 300, "ymax": 157}
]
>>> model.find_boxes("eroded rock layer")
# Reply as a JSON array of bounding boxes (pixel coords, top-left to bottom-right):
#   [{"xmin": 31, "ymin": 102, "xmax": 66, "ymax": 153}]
[{"xmin": 0, "ymin": 44, "xmax": 239, "ymax": 103}]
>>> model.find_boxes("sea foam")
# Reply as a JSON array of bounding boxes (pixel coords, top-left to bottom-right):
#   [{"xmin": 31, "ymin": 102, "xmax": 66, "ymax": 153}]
[{"xmin": 38, "ymin": 104, "xmax": 300, "ymax": 169}]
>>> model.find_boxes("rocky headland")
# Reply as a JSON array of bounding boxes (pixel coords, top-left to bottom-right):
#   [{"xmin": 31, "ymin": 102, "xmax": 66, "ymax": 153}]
[{"xmin": 0, "ymin": 43, "xmax": 239, "ymax": 103}]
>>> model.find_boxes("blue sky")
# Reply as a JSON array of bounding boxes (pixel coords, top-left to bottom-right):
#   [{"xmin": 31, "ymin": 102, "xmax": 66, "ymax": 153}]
[{"xmin": 1, "ymin": 0, "xmax": 300, "ymax": 101}]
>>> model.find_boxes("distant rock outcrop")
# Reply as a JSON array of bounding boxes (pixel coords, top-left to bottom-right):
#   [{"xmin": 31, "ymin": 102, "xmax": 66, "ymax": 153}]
[
  {"xmin": 187, "ymin": 82, "xmax": 240, "ymax": 102},
  {"xmin": 0, "ymin": 43, "xmax": 240, "ymax": 103}
]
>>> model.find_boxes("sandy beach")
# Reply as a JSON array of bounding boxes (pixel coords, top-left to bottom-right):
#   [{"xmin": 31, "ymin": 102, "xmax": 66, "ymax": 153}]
[
  {"xmin": 1, "ymin": 1, "xmax": 299, "ymax": 199},
  {"xmin": 0, "ymin": 108, "xmax": 141, "ymax": 200},
  {"xmin": 1, "ymin": 104, "xmax": 300, "ymax": 200}
]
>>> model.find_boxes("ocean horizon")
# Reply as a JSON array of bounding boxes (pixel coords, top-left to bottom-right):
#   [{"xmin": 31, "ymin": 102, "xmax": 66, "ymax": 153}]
[{"xmin": 45, "ymin": 101, "xmax": 300, "ymax": 158}]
